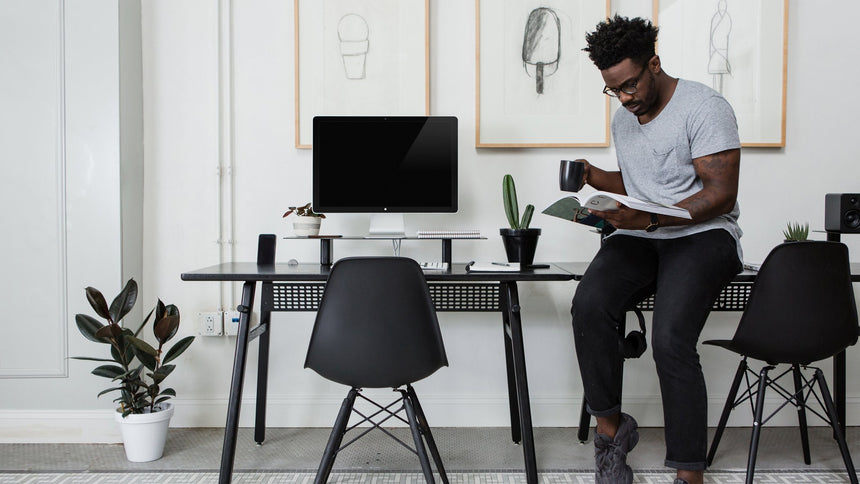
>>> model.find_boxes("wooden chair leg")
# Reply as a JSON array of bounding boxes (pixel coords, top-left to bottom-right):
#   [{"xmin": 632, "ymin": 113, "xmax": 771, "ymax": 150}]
[
  {"xmin": 315, "ymin": 388, "xmax": 357, "ymax": 484},
  {"xmin": 708, "ymin": 358, "xmax": 747, "ymax": 466},
  {"xmin": 792, "ymin": 364, "xmax": 811, "ymax": 465},
  {"xmin": 815, "ymin": 369, "xmax": 858, "ymax": 484}
]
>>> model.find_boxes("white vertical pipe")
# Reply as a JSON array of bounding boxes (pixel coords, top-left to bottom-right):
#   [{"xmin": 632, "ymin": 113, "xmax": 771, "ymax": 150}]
[{"xmin": 217, "ymin": 0, "xmax": 235, "ymax": 311}]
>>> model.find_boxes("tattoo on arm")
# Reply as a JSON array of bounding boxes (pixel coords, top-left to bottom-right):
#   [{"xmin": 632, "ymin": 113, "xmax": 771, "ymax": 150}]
[{"xmin": 677, "ymin": 149, "xmax": 740, "ymax": 223}]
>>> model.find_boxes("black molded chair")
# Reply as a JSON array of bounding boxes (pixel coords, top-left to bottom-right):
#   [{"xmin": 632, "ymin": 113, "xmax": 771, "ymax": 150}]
[
  {"xmin": 704, "ymin": 241, "xmax": 859, "ymax": 484},
  {"xmin": 304, "ymin": 257, "xmax": 449, "ymax": 484}
]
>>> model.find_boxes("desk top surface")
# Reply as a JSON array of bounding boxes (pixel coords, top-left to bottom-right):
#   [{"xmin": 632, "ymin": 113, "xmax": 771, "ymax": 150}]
[
  {"xmin": 181, "ymin": 262, "xmax": 577, "ymax": 282},
  {"xmin": 182, "ymin": 261, "xmax": 860, "ymax": 283}
]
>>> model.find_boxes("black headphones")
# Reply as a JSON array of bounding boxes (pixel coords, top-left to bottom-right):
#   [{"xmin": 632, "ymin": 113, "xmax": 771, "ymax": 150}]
[{"xmin": 619, "ymin": 307, "xmax": 648, "ymax": 359}]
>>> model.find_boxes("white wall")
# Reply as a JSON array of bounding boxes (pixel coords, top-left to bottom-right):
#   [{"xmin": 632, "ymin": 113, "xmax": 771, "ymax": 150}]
[{"xmin": 2, "ymin": 0, "xmax": 860, "ymax": 442}]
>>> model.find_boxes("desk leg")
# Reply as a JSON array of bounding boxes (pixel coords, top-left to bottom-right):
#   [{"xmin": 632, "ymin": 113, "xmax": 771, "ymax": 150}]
[
  {"xmin": 834, "ymin": 350, "xmax": 846, "ymax": 435},
  {"xmin": 501, "ymin": 291, "xmax": 522, "ymax": 444},
  {"xmin": 825, "ymin": 231, "xmax": 847, "ymax": 435},
  {"xmin": 502, "ymin": 281, "xmax": 538, "ymax": 484},
  {"xmin": 219, "ymin": 281, "xmax": 256, "ymax": 484},
  {"xmin": 255, "ymin": 282, "xmax": 272, "ymax": 444}
]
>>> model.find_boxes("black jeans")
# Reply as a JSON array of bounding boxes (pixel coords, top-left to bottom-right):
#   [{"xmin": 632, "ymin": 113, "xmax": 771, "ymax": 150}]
[{"xmin": 571, "ymin": 229, "xmax": 742, "ymax": 471}]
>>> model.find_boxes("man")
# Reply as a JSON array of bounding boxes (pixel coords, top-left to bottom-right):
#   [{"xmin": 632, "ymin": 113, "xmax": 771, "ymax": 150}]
[{"xmin": 571, "ymin": 15, "xmax": 743, "ymax": 484}]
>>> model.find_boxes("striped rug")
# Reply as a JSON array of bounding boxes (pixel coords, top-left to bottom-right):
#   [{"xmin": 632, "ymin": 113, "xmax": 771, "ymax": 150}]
[{"xmin": 0, "ymin": 471, "xmax": 855, "ymax": 484}]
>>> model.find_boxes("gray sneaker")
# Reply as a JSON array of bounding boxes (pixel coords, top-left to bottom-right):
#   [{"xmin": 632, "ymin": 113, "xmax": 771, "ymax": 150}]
[
  {"xmin": 594, "ymin": 413, "xmax": 639, "ymax": 484},
  {"xmin": 673, "ymin": 480, "xmax": 690, "ymax": 484}
]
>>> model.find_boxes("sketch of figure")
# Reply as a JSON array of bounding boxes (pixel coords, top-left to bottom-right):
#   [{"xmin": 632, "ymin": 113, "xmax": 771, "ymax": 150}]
[
  {"xmin": 522, "ymin": 7, "xmax": 560, "ymax": 94},
  {"xmin": 708, "ymin": 0, "xmax": 732, "ymax": 93},
  {"xmin": 338, "ymin": 14, "xmax": 369, "ymax": 80}
]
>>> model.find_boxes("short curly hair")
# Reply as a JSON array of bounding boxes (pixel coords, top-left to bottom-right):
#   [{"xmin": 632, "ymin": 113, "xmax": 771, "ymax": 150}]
[{"xmin": 583, "ymin": 15, "xmax": 658, "ymax": 70}]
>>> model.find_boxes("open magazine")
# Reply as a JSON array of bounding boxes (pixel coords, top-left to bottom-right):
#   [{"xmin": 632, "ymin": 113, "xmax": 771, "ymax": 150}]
[{"xmin": 544, "ymin": 191, "xmax": 691, "ymax": 222}]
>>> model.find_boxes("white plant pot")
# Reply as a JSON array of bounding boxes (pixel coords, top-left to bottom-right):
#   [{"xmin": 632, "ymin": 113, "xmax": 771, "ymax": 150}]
[
  {"xmin": 293, "ymin": 216, "xmax": 322, "ymax": 236},
  {"xmin": 114, "ymin": 402, "xmax": 174, "ymax": 462}
]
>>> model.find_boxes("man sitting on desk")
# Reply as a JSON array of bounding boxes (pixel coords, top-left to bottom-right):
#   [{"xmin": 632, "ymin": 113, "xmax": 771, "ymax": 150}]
[{"xmin": 570, "ymin": 15, "xmax": 743, "ymax": 484}]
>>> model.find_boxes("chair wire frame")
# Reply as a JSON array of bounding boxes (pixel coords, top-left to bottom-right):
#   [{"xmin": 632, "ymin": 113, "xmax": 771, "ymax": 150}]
[
  {"xmin": 708, "ymin": 356, "xmax": 858, "ymax": 484},
  {"xmin": 317, "ymin": 384, "xmax": 449, "ymax": 484},
  {"xmin": 339, "ymin": 388, "xmax": 422, "ymax": 455},
  {"xmin": 729, "ymin": 359, "xmax": 836, "ymax": 428}
]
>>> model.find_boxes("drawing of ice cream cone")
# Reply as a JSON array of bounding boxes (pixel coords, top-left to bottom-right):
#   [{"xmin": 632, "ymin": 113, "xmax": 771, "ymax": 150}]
[{"xmin": 338, "ymin": 14, "xmax": 369, "ymax": 80}]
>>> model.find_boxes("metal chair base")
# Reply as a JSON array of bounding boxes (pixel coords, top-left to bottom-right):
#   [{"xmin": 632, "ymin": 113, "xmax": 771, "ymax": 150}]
[{"xmin": 315, "ymin": 384, "xmax": 449, "ymax": 484}]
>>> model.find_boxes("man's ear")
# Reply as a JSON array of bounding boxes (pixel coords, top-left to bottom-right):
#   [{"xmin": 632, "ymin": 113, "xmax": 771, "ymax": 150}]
[{"xmin": 650, "ymin": 55, "xmax": 662, "ymax": 74}]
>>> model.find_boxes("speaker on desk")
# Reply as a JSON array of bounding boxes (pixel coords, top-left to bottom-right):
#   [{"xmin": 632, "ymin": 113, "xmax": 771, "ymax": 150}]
[
  {"xmin": 825, "ymin": 193, "xmax": 860, "ymax": 233},
  {"xmin": 257, "ymin": 234, "xmax": 277, "ymax": 265}
]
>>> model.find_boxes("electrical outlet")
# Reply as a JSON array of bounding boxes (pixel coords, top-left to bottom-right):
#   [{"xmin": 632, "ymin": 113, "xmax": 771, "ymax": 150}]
[
  {"xmin": 197, "ymin": 311, "xmax": 223, "ymax": 336},
  {"xmin": 224, "ymin": 310, "xmax": 240, "ymax": 336}
]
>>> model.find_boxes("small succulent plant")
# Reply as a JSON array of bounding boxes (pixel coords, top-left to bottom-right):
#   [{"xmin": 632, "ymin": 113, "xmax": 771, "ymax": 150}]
[{"xmin": 783, "ymin": 221, "xmax": 809, "ymax": 241}]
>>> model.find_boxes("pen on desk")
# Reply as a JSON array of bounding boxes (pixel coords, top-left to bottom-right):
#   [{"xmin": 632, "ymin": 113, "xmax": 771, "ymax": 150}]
[{"xmin": 491, "ymin": 262, "xmax": 512, "ymax": 266}]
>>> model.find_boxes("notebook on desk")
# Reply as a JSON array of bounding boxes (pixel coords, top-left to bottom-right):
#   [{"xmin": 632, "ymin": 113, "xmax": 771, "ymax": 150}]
[{"xmin": 466, "ymin": 262, "xmax": 520, "ymax": 272}]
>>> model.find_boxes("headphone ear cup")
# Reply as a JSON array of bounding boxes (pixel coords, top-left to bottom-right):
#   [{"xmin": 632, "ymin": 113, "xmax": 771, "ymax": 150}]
[{"xmin": 620, "ymin": 330, "xmax": 647, "ymax": 359}]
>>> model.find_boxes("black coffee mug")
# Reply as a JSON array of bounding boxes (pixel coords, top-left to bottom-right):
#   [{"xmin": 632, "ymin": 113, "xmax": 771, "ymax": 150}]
[{"xmin": 559, "ymin": 159, "xmax": 586, "ymax": 192}]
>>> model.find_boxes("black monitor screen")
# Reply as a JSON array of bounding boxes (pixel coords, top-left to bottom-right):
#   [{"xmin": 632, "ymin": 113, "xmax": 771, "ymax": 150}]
[{"xmin": 313, "ymin": 116, "xmax": 458, "ymax": 213}]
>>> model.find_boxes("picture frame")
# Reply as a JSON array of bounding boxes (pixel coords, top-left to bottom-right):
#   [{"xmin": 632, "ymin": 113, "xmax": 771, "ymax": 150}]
[
  {"xmin": 656, "ymin": 0, "xmax": 789, "ymax": 147},
  {"xmin": 295, "ymin": 0, "xmax": 429, "ymax": 149},
  {"xmin": 476, "ymin": 0, "xmax": 611, "ymax": 148}
]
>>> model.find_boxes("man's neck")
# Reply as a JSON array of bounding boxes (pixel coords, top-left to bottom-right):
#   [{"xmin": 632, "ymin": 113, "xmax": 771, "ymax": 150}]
[{"xmin": 638, "ymin": 75, "xmax": 678, "ymax": 124}]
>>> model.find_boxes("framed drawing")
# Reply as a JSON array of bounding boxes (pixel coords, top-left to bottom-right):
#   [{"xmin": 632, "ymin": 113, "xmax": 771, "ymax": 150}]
[
  {"xmin": 476, "ymin": 0, "xmax": 611, "ymax": 148},
  {"xmin": 295, "ymin": 0, "xmax": 429, "ymax": 149},
  {"xmin": 656, "ymin": 0, "xmax": 788, "ymax": 147}
]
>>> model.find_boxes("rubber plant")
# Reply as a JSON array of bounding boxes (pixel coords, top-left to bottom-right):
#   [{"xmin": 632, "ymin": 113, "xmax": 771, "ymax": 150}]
[{"xmin": 73, "ymin": 279, "xmax": 195, "ymax": 416}]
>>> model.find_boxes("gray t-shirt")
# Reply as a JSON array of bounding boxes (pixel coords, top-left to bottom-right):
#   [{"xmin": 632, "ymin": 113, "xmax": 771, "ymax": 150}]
[{"xmin": 610, "ymin": 78, "xmax": 743, "ymax": 261}]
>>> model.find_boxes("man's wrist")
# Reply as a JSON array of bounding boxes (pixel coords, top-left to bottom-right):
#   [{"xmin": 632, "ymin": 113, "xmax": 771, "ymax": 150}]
[{"xmin": 645, "ymin": 213, "xmax": 659, "ymax": 232}]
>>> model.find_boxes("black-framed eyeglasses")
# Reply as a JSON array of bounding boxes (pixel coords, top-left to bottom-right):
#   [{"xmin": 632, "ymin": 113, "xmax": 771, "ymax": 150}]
[{"xmin": 602, "ymin": 65, "xmax": 648, "ymax": 98}]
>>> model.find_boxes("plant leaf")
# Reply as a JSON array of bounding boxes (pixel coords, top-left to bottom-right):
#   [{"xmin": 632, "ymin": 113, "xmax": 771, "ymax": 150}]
[
  {"xmin": 75, "ymin": 314, "xmax": 108, "ymax": 343},
  {"xmin": 97, "ymin": 387, "xmax": 124, "ymax": 398},
  {"xmin": 92, "ymin": 365, "xmax": 125, "ymax": 379},
  {"xmin": 85, "ymin": 287, "xmax": 111, "ymax": 321},
  {"xmin": 521, "ymin": 204, "xmax": 535, "ymax": 229},
  {"xmin": 70, "ymin": 356, "xmax": 116, "ymax": 363},
  {"xmin": 133, "ymin": 307, "xmax": 155, "ymax": 337},
  {"xmin": 136, "ymin": 348, "xmax": 157, "ymax": 372},
  {"xmin": 127, "ymin": 335, "xmax": 158, "ymax": 357},
  {"xmin": 152, "ymin": 364, "xmax": 175, "ymax": 380},
  {"xmin": 162, "ymin": 336, "xmax": 195, "ymax": 365},
  {"xmin": 94, "ymin": 323, "xmax": 123, "ymax": 342},
  {"xmin": 503, "ymin": 174, "xmax": 519, "ymax": 229},
  {"xmin": 109, "ymin": 279, "xmax": 137, "ymax": 324},
  {"xmin": 154, "ymin": 315, "xmax": 180, "ymax": 344}
]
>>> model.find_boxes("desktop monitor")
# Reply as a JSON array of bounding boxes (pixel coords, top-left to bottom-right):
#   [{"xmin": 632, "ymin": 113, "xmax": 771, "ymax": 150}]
[{"xmin": 313, "ymin": 116, "xmax": 458, "ymax": 236}]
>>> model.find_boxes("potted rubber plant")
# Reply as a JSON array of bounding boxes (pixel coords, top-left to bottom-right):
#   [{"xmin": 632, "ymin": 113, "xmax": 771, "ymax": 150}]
[
  {"xmin": 73, "ymin": 278, "xmax": 194, "ymax": 462},
  {"xmin": 500, "ymin": 174, "xmax": 541, "ymax": 265},
  {"xmin": 283, "ymin": 202, "xmax": 326, "ymax": 236}
]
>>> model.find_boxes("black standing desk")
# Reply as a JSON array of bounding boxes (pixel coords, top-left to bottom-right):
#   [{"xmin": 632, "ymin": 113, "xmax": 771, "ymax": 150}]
[{"xmin": 181, "ymin": 262, "xmax": 576, "ymax": 484}]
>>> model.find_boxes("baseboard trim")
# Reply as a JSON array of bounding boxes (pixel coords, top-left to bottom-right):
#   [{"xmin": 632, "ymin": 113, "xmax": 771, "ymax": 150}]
[{"xmin": 2, "ymin": 394, "xmax": 857, "ymax": 443}]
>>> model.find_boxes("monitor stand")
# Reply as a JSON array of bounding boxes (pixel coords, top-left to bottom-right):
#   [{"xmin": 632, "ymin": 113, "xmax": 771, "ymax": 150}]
[{"xmin": 367, "ymin": 213, "xmax": 406, "ymax": 238}]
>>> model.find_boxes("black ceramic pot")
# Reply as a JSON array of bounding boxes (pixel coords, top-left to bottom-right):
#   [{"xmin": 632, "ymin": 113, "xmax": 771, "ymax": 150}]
[{"xmin": 500, "ymin": 228, "xmax": 541, "ymax": 265}]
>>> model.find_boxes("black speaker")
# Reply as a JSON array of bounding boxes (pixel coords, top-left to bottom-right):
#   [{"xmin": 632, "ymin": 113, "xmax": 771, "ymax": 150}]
[
  {"xmin": 825, "ymin": 193, "xmax": 860, "ymax": 233},
  {"xmin": 257, "ymin": 234, "xmax": 276, "ymax": 265}
]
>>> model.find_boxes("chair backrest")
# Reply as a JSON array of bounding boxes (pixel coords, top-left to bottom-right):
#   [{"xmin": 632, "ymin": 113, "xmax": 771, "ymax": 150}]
[
  {"xmin": 731, "ymin": 241, "xmax": 858, "ymax": 365},
  {"xmin": 304, "ymin": 257, "xmax": 448, "ymax": 388}
]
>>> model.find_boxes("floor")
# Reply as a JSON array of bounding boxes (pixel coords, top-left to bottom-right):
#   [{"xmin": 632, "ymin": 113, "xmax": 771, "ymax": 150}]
[{"xmin": 1, "ymin": 426, "xmax": 857, "ymax": 475}]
